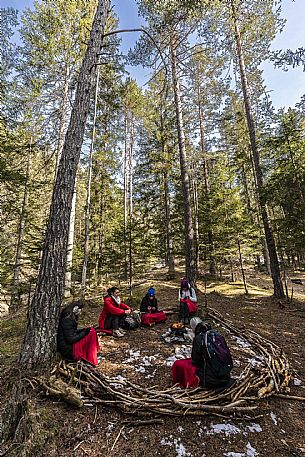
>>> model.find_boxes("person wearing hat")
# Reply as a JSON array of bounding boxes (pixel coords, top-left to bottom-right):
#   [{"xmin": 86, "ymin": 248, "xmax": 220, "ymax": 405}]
[
  {"xmin": 172, "ymin": 317, "xmax": 232, "ymax": 389},
  {"xmin": 178, "ymin": 278, "xmax": 198, "ymax": 324},
  {"xmin": 140, "ymin": 287, "xmax": 167, "ymax": 326},
  {"xmin": 57, "ymin": 300, "xmax": 99, "ymax": 365},
  {"xmin": 191, "ymin": 317, "xmax": 232, "ymax": 389}
]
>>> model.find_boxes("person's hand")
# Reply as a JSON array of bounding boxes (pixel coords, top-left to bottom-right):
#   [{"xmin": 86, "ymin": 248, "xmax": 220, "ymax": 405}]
[
  {"xmin": 148, "ymin": 306, "xmax": 152, "ymax": 312},
  {"xmin": 151, "ymin": 307, "xmax": 156, "ymax": 311},
  {"xmin": 125, "ymin": 309, "xmax": 131, "ymax": 315}
]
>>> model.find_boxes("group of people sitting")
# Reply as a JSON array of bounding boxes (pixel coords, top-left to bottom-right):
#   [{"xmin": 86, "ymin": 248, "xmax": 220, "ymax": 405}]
[{"xmin": 57, "ymin": 278, "xmax": 233, "ymax": 390}]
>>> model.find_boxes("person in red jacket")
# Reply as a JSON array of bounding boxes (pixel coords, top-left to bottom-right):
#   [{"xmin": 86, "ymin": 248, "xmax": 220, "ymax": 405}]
[{"xmin": 98, "ymin": 287, "xmax": 132, "ymax": 337}]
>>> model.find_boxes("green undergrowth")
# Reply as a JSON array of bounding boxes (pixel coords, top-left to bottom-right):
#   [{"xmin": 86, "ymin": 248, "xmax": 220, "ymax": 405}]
[{"xmin": 0, "ymin": 311, "xmax": 25, "ymax": 358}]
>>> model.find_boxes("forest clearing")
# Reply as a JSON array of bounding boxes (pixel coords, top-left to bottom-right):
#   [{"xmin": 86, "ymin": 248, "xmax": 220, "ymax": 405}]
[
  {"xmin": 1, "ymin": 266, "xmax": 305, "ymax": 456},
  {"xmin": 1, "ymin": 0, "xmax": 305, "ymax": 455}
]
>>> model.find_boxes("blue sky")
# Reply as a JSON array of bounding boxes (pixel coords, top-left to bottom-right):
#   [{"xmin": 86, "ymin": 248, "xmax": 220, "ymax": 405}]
[{"xmin": 3, "ymin": 0, "xmax": 304, "ymax": 109}]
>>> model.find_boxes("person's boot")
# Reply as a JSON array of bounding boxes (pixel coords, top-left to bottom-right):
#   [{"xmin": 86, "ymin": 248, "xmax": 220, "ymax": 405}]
[{"xmin": 113, "ymin": 329, "xmax": 124, "ymax": 338}]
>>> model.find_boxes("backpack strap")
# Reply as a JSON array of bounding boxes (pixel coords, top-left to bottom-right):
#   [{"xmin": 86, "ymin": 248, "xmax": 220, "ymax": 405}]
[{"xmin": 201, "ymin": 331, "xmax": 210, "ymax": 359}]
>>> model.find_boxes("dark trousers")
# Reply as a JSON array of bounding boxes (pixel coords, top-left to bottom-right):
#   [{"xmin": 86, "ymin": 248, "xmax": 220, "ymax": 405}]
[
  {"xmin": 179, "ymin": 301, "xmax": 190, "ymax": 324},
  {"xmin": 104, "ymin": 313, "xmax": 125, "ymax": 330}
]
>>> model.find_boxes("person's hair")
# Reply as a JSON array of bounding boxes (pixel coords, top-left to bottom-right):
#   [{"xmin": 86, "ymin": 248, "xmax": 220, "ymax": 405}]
[
  {"xmin": 180, "ymin": 278, "xmax": 190, "ymax": 290},
  {"xmin": 60, "ymin": 300, "xmax": 84, "ymax": 320},
  {"xmin": 195, "ymin": 321, "xmax": 212, "ymax": 336},
  {"xmin": 107, "ymin": 286, "xmax": 119, "ymax": 296}
]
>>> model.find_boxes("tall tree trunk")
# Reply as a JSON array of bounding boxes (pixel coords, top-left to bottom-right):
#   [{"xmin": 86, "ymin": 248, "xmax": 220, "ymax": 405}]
[
  {"xmin": 19, "ymin": 0, "xmax": 110, "ymax": 369},
  {"xmin": 11, "ymin": 145, "xmax": 31, "ymax": 307},
  {"xmin": 123, "ymin": 109, "xmax": 129, "ymax": 280},
  {"xmin": 198, "ymin": 97, "xmax": 216, "ymax": 276},
  {"xmin": 164, "ymin": 168, "xmax": 175, "ymax": 278},
  {"xmin": 237, "ymin": 238, "xmax": 248, "ymax": 295},
  {"xmin": 192, "ymin": 161, "xmax": 200, "ymax": 271},
  {"xmin": 56, "ymin": 63, "xmax": 77, "ymax": 299},
  {"xmin": 170, "ymin": 33, "xmax": 196, "ymax": 284},
  {"xmin": 231, "ymin": 0, "xmax": 284, "ymax": 299},
  {"xmin": 81, "ymin": 68, "xmax": 100, "ymax": 291},
  {"xmin": 128, "ymin": 113, "xmax": 134, "ymax": 293},
  {"xmin": 55, "ymin": 63, "xmax": 70, "ymax": 173},
  {"xmin": 64, "ymin": 182, "xmax": 77, "ymax": 298}
]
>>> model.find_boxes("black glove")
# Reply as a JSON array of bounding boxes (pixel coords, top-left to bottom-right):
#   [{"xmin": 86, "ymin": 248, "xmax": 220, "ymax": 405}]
[{"xmin": 84, "ymin": 327, "xmax": 91, "ymax": 336}]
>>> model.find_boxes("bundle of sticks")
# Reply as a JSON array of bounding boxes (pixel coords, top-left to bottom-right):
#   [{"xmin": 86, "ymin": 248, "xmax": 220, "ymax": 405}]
[{"xmin": 37, "ymin": 308, "xmax": 297, "ymax": 417}]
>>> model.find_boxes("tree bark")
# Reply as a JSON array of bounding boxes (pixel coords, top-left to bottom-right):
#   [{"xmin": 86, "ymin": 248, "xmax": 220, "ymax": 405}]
[
  {"xmin": 19, "ymin": 0, "xmax": 110, "ymax": 369},
  {"xmin": 64, "ymin": 182, "xmax": 77, "ymax": 298},
  {"xmin": 230, "ymin": 0, "xmax": 284, "ymax": 299},
  {"xmin": 198, "ymin": 97, "xmax": 216, "ymax": 276},
  {"xmin": 170, "ymin": 33, "xmax": 196, "ymax": 284},
  {"xmin": 128, "ymin": 113, "xmax": 134, "ymax": 294},
  {"xmin": 123, "ymin": 108, "xmax": 129, "ymax": 280},
  {"xmin": 81, "ymin": 68, "xmax": 100, "ymax": 291},
  {"xmin": 164, "ymin": 168, "xmax": 175, "ymax": 278},
  {"xmin": 191, "ymin": 161, "xmax": 200, "ymax": 271},
  {"xmin": 237, "ymin": 238, "xmax": 248, "ymax": 295},
  {"xmin": 11, "ymin": 145, "xmax": 31, "ymax": 307}
]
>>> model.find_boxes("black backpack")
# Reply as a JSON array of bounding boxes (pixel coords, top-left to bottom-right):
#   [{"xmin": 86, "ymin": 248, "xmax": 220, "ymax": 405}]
[
  {"xmin": 122, "ymin": 311, "xmax": 141, "ymax": 330},
  {"xmin": 202, "ymin": 330, "xmax": 233, "ymax": 377}
]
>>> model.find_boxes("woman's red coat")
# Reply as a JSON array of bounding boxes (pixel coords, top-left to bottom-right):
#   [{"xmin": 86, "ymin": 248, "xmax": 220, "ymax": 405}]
[{"xmin": 98, "ymin": 296, "xmax": 130, "ymax": 330}]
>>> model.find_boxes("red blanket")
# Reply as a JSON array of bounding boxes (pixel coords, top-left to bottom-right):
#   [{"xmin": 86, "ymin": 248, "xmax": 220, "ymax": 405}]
[
  {"xmin": 180, "ymin": 298, "xmax": 198, "ymax": 314},
  {"xmin": 172, "ymin": 358, "xmax": 200, "ymax": 388},
  {"xmin": 73, "ymin": 328, "xmax": 99, "ymax": 366},
  {"xmin": 141, "ymin": 311, "xmax": 167, "ymax": 325}
]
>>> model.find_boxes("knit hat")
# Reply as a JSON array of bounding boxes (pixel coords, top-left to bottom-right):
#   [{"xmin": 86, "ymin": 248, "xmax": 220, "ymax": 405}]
[
  {"xmin": 190, "ymin": 317, "xmax": 202, "ymax": 332},
  {"xmin": 148, "ymin": 287, "xmax": 155, "ymax": 296}
]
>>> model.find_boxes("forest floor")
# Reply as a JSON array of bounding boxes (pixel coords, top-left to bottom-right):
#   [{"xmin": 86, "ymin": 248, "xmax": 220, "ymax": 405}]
[{"xmin": 1, "ymin": 267, "xmax": 305, "ymax": 457}]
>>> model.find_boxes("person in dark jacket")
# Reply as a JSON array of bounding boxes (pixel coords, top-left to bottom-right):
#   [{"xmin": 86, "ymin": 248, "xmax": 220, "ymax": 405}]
[
  {"xmin": 140, "ymin": 287, "xmax": 167, "ymax": 326},
  {"xmin": 57, "ymin": 301, "xmax": 99, "ymax": 365},
  {"xmin": 191, "ymin": 318, "xmax": 231, "ymax": 389}
]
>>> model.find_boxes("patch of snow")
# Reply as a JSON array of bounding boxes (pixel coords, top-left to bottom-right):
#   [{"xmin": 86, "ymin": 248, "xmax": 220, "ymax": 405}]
[
  {"xmin": 270, "ymin": 412, "xmax": 278, "ymax": 425},
  {"xmin": 206, "ymin": 423, "xmax": 242, "ymax": 436},
  {"xmin": 109, "ymin": 374, "xmax": 127, "ymax": 390},
  {"xmin": 106, "ymin": 422, "xmax": 115, "ymax": 436},
  {"xmin": 245, "ymin": 442, "xmax": 258, "ymax": 456},
  {"xmin": 166, "ymin": 346, "xmax": 192, "ymax": 367},
  {"xmin": 123, "ymin": 349, "xmax": 141, "ymax": 364},
  {"xmin": 293, "ymin": 378, "xmax": 302, "ymax": 386},
  {"xmin": 203, "ymin": 422, "xmax": 262, "ymax": 438},
  {"xmin": 166, "ymin": 355, "xmax": 178, "ymax": 367},
  {"xmin": 246, "ymin": 356, "xmax": 264, "ymax": 368},
  {"xmin": 233, "ymin": 337, "xmax": 252, "ymax": 349},
  {"xmin": 145, "ymin": 369, "xmax": 157, "ymax": 379},
  {"xmin": 175, "ymin": 345, "xmax": 192, "ymax": 358},
  {"xmin": 160, "ymin": 437, "xmax": 192, "ymax": 457},
  {"xmin": 177, "ymin": 426, "xmax": 184, "ymax": 432},
  {"xmin": 224, "ymin": 452, "xmax": 245, "ymax": 457},
  {"xmin": 224, "ymin": 442, "xmax": 258, "ymax": 457},
  {"xmin": 135, "ymin": 365, "xmax": 146, "ymax": 373},
  {"xmin": 142, "ymin": 355, "xmax": 157, "ymax": 366},
  {"xmin": 245, "ymin": 423, "xmax": 262, "ymax": 433}
]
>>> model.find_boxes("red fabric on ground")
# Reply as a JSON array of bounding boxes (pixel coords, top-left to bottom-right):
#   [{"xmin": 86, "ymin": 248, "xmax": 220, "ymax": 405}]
[
  {"xmin": 180, "ymin": 298, "xmax": 198, "ymax": 314},
  {"xmin": 172, "ymin": 358, "xmax": 200, "ymax": 388},
  {"xmin": 72, "ymin": 327, "xmax": 99, "ymax": 366},
  {"xmin": 141, "ymin": 311, "xmax": 167, "ymax": 325}
]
